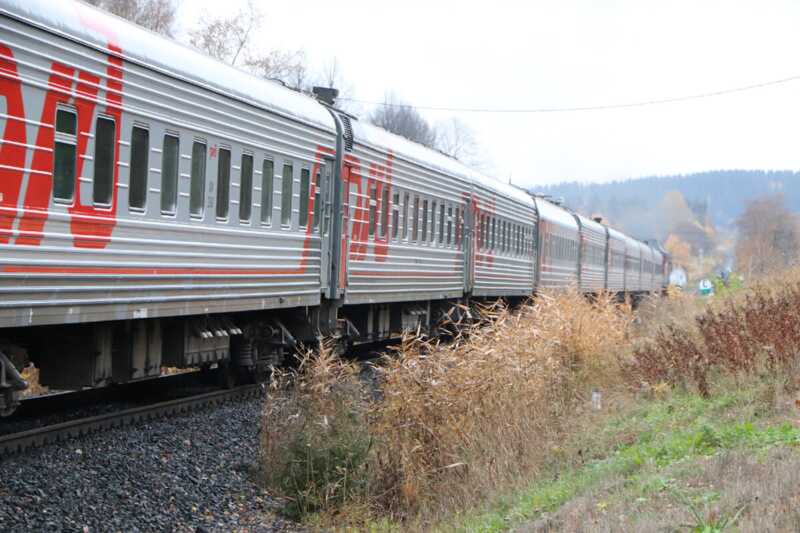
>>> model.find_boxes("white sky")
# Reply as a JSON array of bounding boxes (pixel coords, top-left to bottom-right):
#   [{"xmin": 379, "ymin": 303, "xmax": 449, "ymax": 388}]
[{"xmin": 177, "ymin": 0, "xmax": 800, "ymax": 188}]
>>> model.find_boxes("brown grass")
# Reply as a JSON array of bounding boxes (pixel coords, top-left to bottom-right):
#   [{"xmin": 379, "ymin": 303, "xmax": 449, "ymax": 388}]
[
  {"xmin": 260, "ymin": 291, "xmax": 632, "ymax": 524},
  {"xmin": 629, "ymin": 270, "xmax": 800, "ymax": 397}
]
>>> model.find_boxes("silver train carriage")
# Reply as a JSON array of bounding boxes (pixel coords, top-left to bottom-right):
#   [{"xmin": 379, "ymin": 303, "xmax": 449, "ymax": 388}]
[{"xmin": 0, "ymin": 0, "xmax": 668, "ymax": 414}]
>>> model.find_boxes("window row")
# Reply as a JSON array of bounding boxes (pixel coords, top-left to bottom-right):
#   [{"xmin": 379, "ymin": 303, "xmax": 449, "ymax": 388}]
[
  {"xmin": 610, "ymin": 250, "xmax": 625, "ymax": 269},
  {"xmin": 52, "ymin": 108, "xmax": 323, "ymax": 231},
  {"xmin": 547, "ymin": 234, "xmax": 578, "ymax": 262},
  {"xmin": 356, "ymin": 182, "xmax": 463, "ymax": 249},
  {"xmin": 477, "ymin": 213, "xmax": 534, "ymax": 257},
  {"xmin": 583, "ymin": 242, "xmax": 606, "ymax": 266}
]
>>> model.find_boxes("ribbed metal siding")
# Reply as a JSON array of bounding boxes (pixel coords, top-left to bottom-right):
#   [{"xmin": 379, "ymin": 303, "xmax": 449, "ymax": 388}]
[
  {"xmin": 577, "ymin": 217, "xmax": 606, "ymax": 292},
  {"xmin": 0, "ymin": 16, "xmax": 335, "ymax": 327},
  {"xmin": 606, "ymin": 230, "xmax": 625, "ymax": 292},
  {"xmin": 624, "ymin": 238, "xmax": 641, "ymax": 292},
  {"xmin": 472, "ymin": 192, "xmax": 536, "ymax": 297},
  {"xmin": 537, "ymin": 221, "xmax": 580, "ymax": 289},
  {"xmin": 343, "ymin": 142, "xmax": 465, "ymax": 305}
]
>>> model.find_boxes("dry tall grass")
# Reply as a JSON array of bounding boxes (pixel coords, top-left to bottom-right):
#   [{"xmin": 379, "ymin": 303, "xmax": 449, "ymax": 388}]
[
  {"xmin": 630, "ymin": 269, "xmax": 800, "ymax": 397},
  {"xmin": 260, "ymin": 291, "xmax": 632, "ymax": 523}
]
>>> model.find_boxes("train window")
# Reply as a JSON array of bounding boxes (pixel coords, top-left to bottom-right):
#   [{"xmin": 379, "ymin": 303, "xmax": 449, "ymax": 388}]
[
  {"xmin": 381, "ymin": 187, "xmax": 390, "ymax": 238},
  {"xmin": 412, "ymin": 196, "xmax": 419, "ymax": 242},
  {"xmin": 313, "ymin": 170, "xmax": 321, "ymax": 232},
  {"xmin": 239, "ymin": 153, "xmax": 253, "ymax": 222},
  {"xmin": 299, "ymin": 168, "xmax": 310, "ymax": 227},
  {"xmin": 402, "ymin": 193, "xmax": 410, "ymax": 239},
  {"xmin": 421, "ymin": 199, "xmax": 428, "ymax": 242},
  {"xmin": 281, "ymin": 162, "xmax": 293, "ymax": 226},
  {"xmin": 368, "ymin": 182, "xmax": 377, "ymax": 237},
  {"xmin": 93, "ymin": 116, "xmax": 116, "ymax": 205},
  {"xmin": 430, "ymin": 201, "xmax": 436, "ymax": 242},
  {"xmin": 447, "ymin": 206, "xmax": 453, "ymax": 245},
  {"xmin": 391, "ymin": 192, "xmax": 400, "ymax": 239},
  {"xmin": 492, "ymin": 218, "xmax": 497, "ymax": 251},
  {"xmin": 216, "ymin": 147, "xmax": 231, "ymax": 219},
  {"xmin": 454, "ymin": 207, "xmax": 461, "ymax": 247},
  {"xmin": 439, "ymin": 204, "xmax": 446, "ymax": 244},
  {"xmin": 190, "ymin": 141, "xmax": 206, "ymax": 217},
  {"xmin": 53, "ymin": 108, "xmax": 77, "ymax": 201},
  {"xmin": 128, "ymin": 126, "xmax": 149, "ymax": 210},
  {"xmin": 261, "ymin": 159, "xmax": 274, "ymax": 225},
  {"xmin": 161, "ymin": 134, "xmax": 179, "ymax": 214}
]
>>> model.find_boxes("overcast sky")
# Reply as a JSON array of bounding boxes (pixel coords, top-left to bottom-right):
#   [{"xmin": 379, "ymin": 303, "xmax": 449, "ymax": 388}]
[{"xmin": 177, "ymin": 0, "xmax": 800, "ymax": 189}]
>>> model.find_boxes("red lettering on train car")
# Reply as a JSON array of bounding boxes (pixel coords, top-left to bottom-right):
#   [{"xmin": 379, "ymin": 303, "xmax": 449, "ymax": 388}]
[
  {"xmin": 15, "ymin": 62, "xmax": 76, "ymax": 246},
  {"xmin": 0, "ymin": 45, "xmax": 26, "ymax": 245},
  {"xmin": 371, "ymin": 151, "xmax": 393, "ymax": 262},
  {"xmin": 345, "ymin": 154, "xmax": 367, "ymax": 261},
  {"xmin": 69, "ymin": 48, "xmax": 122, "ymax": 249}
]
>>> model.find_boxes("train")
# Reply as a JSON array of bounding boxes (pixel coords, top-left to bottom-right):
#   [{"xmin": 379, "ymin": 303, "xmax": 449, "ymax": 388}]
[{"xmin": 0, "ymin": 0, "xmax": 670, "ymax": 415}]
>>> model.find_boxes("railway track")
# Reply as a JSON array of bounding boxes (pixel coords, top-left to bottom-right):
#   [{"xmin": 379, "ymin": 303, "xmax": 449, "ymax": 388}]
[{"xmin": 0, "ymin": 384, "xmax": 262, "ymax": 457}]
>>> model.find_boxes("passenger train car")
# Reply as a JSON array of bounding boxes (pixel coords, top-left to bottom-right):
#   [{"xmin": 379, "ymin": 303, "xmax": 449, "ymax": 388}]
[{"xmin": 0, "ymin": 0, "xmax": 670, "ymax": 415}]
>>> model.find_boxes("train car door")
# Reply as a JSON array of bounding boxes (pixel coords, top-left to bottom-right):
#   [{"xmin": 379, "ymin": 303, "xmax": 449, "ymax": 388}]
[
  {"xmin": 463, "ymin": 195, "xmax": 475, "ymax": 293},
  {"xmin": 317, "ymin": 159, "xmax": 335, "ymax": 295}
]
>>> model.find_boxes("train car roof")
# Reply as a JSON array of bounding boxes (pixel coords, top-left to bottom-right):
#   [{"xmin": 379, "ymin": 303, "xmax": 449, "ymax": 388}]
[
  {"xmin": 574, "ymin": 213, "xmax": 605, "ymax": 235},
  {"xmin": 606, "ymin": 226, "xmax": 626, "ymax": 241},
  {"xmin": 1, "ymin": 0, "xmax": 337, "ymax": 131},
  {"xmin": 350, "ymin": 119, "xmax": 536, "ymax": 208},
  {"xmin": 533, "ymin": 198, "xmax": 579, "ymax": 230}
]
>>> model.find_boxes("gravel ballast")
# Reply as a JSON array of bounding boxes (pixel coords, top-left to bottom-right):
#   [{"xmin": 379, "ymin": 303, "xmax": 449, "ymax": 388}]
[{"xmin": 0, "ymin": 393, "xmax": 303, "ymax": 532}]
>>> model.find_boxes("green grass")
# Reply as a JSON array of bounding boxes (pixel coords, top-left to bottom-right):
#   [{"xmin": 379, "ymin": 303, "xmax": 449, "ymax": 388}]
[{"xmin": 439, "ymin": 383, "xmax": 800, "ymax": 533}]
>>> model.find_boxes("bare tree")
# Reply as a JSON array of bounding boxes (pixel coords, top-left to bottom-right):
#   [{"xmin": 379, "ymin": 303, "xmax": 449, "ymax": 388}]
[
  {"xmin": 368, "ymin": 94, "xmax": 437, "ymax": 148},
  {"xmin": 244, "ymin": 49, "xmax": 309, "ymax": 90},
  {"xmin": 85, "ymin": 0, "xmax": 177, "ymax": 36},
  {"xmin": 189, "ymin": 1, "xmax": 262, "ymax": 66},
  {"xmin": 435, "ymin": 117, "xmax": 478, "ymax": 162},
  {"xmin": 735, "ymin": 194, "xmax": 799, "ymax": 277}
]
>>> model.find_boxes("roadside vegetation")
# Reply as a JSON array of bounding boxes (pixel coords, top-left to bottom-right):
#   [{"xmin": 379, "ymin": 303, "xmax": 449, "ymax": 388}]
[{"xmin": 258, "ymin": 269, "xmax": 800, "ymax": 531}]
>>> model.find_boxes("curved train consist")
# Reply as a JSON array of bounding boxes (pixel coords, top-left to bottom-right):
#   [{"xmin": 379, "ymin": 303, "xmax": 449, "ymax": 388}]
[{"xmin": 0, "ymin": 0, "xmax": 669, "ymax": 414}]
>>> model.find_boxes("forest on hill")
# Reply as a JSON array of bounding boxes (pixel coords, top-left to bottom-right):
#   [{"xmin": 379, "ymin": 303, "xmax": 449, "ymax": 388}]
[{"xmin": 535, "ymin": 170, "xmax": 800, "ymax": 241}]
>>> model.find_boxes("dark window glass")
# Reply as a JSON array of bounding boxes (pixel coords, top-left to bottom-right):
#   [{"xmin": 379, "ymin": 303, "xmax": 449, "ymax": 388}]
[
  {"xmin": 53, "ymin": 142, "xmax": 76, "ymax": 201},
  {"xmin": 56, "ymin": 108, "xmax": 76, "ymax": 135},
  {"xmin": 403, "ymin": 193, "xmax": 410, "ymax": 239},
  {"xmin": 368, "ymin": 182, "xmax": 377, "ymax": 237},
  {"xmin": 239, "ymin": 153, "xmax": 253, "ymax": 222},
  {"xmin": 129, "ymin": 126, "xmax": 149, "ymax": 210},
  {"xmin": 412, "ymin": 197, "xmax": 419, "ymax": 242},
  {"xmin": 261, "ymin": 159, "xmax": 274, "ymax": 224},
  {"xmin": 439, "ymin": 203, "xmax": 446, "ymax": 243},
  {"xmin": 313, "ymin": 171, "xmax": 321, "ymax": 232},
  {"xmin": 391, "ymin": 192, "xmax": 400, "ymax": 239},
  {"xmin": 299, "ymin": 168, "xmax": 310, "ymax": 227},
  {"xmin": 447, "ymin": 206, "xmax": 453, "ymax": 245},
  {"xmin": 216, "ymin": 148, "xmax": 231, "ymax": 219},
  {"xmin": 190, "ymin": 141, "xmax": 206, "ymax": 216},
  {"xmin": 429, "ymin": 201, "xmax": 436, "ymax": 242},
  {"xmin": 454, "ymin": 207, "xmax": 461, "ymax": 247},
  {"xmin": 93, "ymin": 116, "xmax": 115, "ymax": 205},
  {"xmin": 53, "ymin": 108, "xmax": 77, "ymax": 201},
  {"xmin": 381, "ymin": 187, "xmax": 390, "ymax": 238},
  {"xmin": 161, "ymin": 135, "xmax": 179, "ymax": 214},
  {"xmin": 421, "ymin": 199, "xmax": 428, "ymax": 241},
  {"xmin": 281, "ymin": 163, "xmax": 293, "ymax": 226}
]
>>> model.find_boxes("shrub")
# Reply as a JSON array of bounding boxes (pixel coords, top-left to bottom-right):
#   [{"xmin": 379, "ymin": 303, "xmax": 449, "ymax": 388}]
[{"xmin": 259, "ymin": 341, "xmax": 373, "ymax": 518}]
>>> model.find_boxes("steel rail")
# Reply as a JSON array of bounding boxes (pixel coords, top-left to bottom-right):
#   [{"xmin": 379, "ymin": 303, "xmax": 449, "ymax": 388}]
[{"xmin": 0, "ymin": 384, "xmax": 262, "ymax": 457}]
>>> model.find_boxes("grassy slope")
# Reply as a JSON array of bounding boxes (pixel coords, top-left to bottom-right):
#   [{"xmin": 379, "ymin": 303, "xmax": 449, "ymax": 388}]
[{"xmin": 448, "ymin": 377, "xmax": 800, "ymax": 532}]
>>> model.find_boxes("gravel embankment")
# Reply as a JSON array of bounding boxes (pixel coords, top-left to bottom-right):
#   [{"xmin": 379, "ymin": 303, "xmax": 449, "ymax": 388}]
[{"xmin": 0, "ymin": 394, "xmax": 304, "ymax": 532}]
